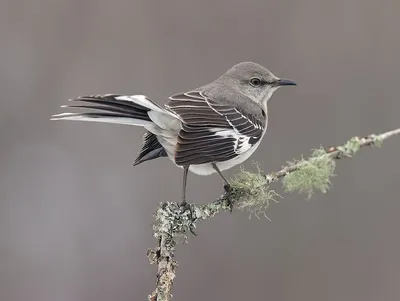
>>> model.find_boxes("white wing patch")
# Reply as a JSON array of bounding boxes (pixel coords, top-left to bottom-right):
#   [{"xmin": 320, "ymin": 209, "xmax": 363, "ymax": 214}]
[{"xmin": 211, "ymin": 128, "xmax": 253, "ymax": 154}]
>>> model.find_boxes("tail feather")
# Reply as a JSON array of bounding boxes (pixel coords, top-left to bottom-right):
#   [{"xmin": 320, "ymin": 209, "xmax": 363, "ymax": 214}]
[
  {"xmin": 61, "ymin": 104, "xmax": 147, "ymax": 117},
  {"xmin": 50, "ymin": 112, "xmax": 152, "ymax": 126},
  {"xmin": 50, "ymin": 94, "xmax": 161, "ymax": 125},
  {"xmin": 133, "ymin": 131, "xmax": 167, "ymax": 166},
  {"xmin": 70, "ymin": 94, "xmax": 153, "ymax": 114},
  {"xmin": 51, "ymin": 94, "xmax": 175, "ymax": 165}
]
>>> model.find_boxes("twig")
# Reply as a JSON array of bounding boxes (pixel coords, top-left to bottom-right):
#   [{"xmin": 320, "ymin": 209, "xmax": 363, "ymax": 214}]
[
  {"xmin": 265, "ymin": 128, "xmax": 400, "ymax": 184},
  {"xmin": 148, "ymin": 128, "xmax": 400, "ymax": 301}
]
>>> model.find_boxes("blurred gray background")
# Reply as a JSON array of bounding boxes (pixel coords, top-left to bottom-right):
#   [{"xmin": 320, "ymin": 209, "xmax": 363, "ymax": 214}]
[{"xmin": 1, "ymin": 0, "xmax": 399, "ymax": 300}]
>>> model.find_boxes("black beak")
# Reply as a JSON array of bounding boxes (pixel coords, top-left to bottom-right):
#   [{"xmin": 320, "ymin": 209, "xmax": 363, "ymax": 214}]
[{"xmin": 276, "ymin": 78, "xmax": 297, "ymax": 86}]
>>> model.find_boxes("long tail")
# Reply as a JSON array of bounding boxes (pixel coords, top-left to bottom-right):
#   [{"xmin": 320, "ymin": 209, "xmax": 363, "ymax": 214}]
[
  {"xmin": 51, "ymin": 94, "xmax": 168, "ymax": 126},
  {"xmin": 51, "ymin": 94, "xmax": 174, "ymax": 166}
]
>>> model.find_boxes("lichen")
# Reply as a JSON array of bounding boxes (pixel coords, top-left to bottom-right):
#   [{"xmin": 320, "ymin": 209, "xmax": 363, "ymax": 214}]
[
  {"xmin": 282, "ymin": 148, "xmax": 336, "ymax": 199},
  {"xmin": 230, "ymin": 164, "xmax": 281, "ymax": 218},
  {"xmin": 337, "ymin": 137, "xmax": 361, "ymax": 156}
]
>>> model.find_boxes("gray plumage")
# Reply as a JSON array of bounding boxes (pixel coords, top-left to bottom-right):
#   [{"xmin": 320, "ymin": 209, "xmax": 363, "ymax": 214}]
[{"xmin": 51, "ymin": 62, "xmax": 296, "ymax": 203}]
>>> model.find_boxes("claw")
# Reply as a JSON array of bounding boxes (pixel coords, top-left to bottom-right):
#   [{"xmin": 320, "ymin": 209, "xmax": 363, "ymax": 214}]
[
  {"xmin": 180, "ymin": 202, "xmax": 195, "ymax": 221},
  {"xmin": 223, "ymin": 184, "xmax": 234, "ymax": 212}
]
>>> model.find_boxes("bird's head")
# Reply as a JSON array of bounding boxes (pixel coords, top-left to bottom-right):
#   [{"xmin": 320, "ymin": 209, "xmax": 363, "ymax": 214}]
[{"xmin": 221, "ymin": 61, "xmax": 296, "ymax": 107}]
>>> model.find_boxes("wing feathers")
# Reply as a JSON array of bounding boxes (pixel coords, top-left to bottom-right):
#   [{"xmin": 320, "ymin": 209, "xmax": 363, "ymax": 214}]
[
  {"xmin": 52, "ymin": 90, "xmax": 266, "ymax": 167},
  {"xmin": 165, "ymin": 90, "xmax": 266, "ymax": 166},
  {"xmin": 175, "ymin": 144, "xmax": 237, "ymax": 165}
]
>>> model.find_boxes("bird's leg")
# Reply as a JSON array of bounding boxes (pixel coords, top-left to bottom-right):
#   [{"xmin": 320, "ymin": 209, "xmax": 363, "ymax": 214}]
[
  {"xmin": 180, "ymin": 166, "xmax": 196, "ymax": 224},
  {"xmin": 211, "ymin": 163, "xmax": 230, "ymax": 188},
  {"xmin": 181, "ymin": 166, "xmax": 189, "ymax": 206},
  {"xmin": 211, "ymin": 163, "xmax": 234, "ymax": 211}
]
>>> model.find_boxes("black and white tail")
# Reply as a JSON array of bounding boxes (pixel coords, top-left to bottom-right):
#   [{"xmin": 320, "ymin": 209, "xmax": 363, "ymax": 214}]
[
  {"xmin": 51, "ymin": 94, "xmax": 176, "ymax": 166},
  {"xmin": 51, "ymin": 94, "xmax": 166, "ymax": 125}
]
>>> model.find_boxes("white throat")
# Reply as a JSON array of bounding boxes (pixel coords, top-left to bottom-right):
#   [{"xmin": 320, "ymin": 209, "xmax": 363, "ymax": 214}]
[
  {"xmin": 260, "ymin": 86, "xmax": 279, "ymax": 110},
  {"xmin": 264, "ymin": 86, "xmax": 279, "ymax": 102}
]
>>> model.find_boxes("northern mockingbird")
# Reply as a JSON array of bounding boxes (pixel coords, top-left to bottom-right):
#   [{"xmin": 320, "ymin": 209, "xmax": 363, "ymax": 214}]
[{"xmin": 51, "ymin": 62, "xmax": 296, "ymax": 204}]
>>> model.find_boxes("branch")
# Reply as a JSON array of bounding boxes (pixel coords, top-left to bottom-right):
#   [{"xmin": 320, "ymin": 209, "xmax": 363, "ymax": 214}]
[
  {"xmin": 265, "ymin": 128, "xmax": 400, "ymax": 184},
  {"xmin": 147, "ymin": 128, "xmax": 400, "ymax": 301}
]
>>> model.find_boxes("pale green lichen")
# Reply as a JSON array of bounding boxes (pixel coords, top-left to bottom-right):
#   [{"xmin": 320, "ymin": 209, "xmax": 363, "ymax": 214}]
[
  {"xmin": 282, "ymin": 148, "xmax": 336, "ymax": 199},
  {"xmin": 370, "ymin": 134, "xmax": 383, "ymax": 148},
  {"xmin": 230, "ymin": 164, "xmax": 281, "ymax": 219},
  {"xmin": 153, "ymin": 202, "xmax": 196, "ymax": 243},
  {"xmin": 337, "ymin": 137, "xmax": 361, "ymax": 156}
]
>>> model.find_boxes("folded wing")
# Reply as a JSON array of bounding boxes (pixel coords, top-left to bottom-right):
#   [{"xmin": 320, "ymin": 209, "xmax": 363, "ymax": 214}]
[{"xmin": 165, "ymin": 91, "xmax": 265, "ymax": 165}]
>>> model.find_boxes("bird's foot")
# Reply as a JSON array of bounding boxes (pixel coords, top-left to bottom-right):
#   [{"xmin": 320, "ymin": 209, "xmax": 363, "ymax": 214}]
[
  {"xmin": 223, "ymin": 183, "xmax": 234, "ymax": 212},
  {"xmin": 179, "ymin": 200, "xmax": 197, "ymax": 235},
  {"xmin": 180, "ymin": 200, "xmax": 194, "ymax": 220}
]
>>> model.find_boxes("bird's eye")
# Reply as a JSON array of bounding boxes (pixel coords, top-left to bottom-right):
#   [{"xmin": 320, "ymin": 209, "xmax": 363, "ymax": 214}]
[{"xmin": 250, "ymin": 77, "xmax": 262, "ymax": 87}]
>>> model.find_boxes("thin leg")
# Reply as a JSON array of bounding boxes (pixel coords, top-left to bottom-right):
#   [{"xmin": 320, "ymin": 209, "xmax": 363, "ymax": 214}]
[
  {"xmin": 212, "ymin": 163, "xmax": 233, "ymax": 211},
  {"xmin": 211, "ymin": 163, "xmax": 229, "ymax": 186},
  {"xmin": 181, "ymin": 166, "xmax": 189, "ymax": 205}
]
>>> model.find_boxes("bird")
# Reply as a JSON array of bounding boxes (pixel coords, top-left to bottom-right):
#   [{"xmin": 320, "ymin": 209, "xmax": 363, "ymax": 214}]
[{"xmin": 51, "ymin": 62, "xmax": 296, "ymax": 205}]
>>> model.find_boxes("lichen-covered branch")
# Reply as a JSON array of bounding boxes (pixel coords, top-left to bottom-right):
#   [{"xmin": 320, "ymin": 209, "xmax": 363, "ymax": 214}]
[{"xmin": 148, "ymin": 128, "xmax": 400, "ymax": 301}]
